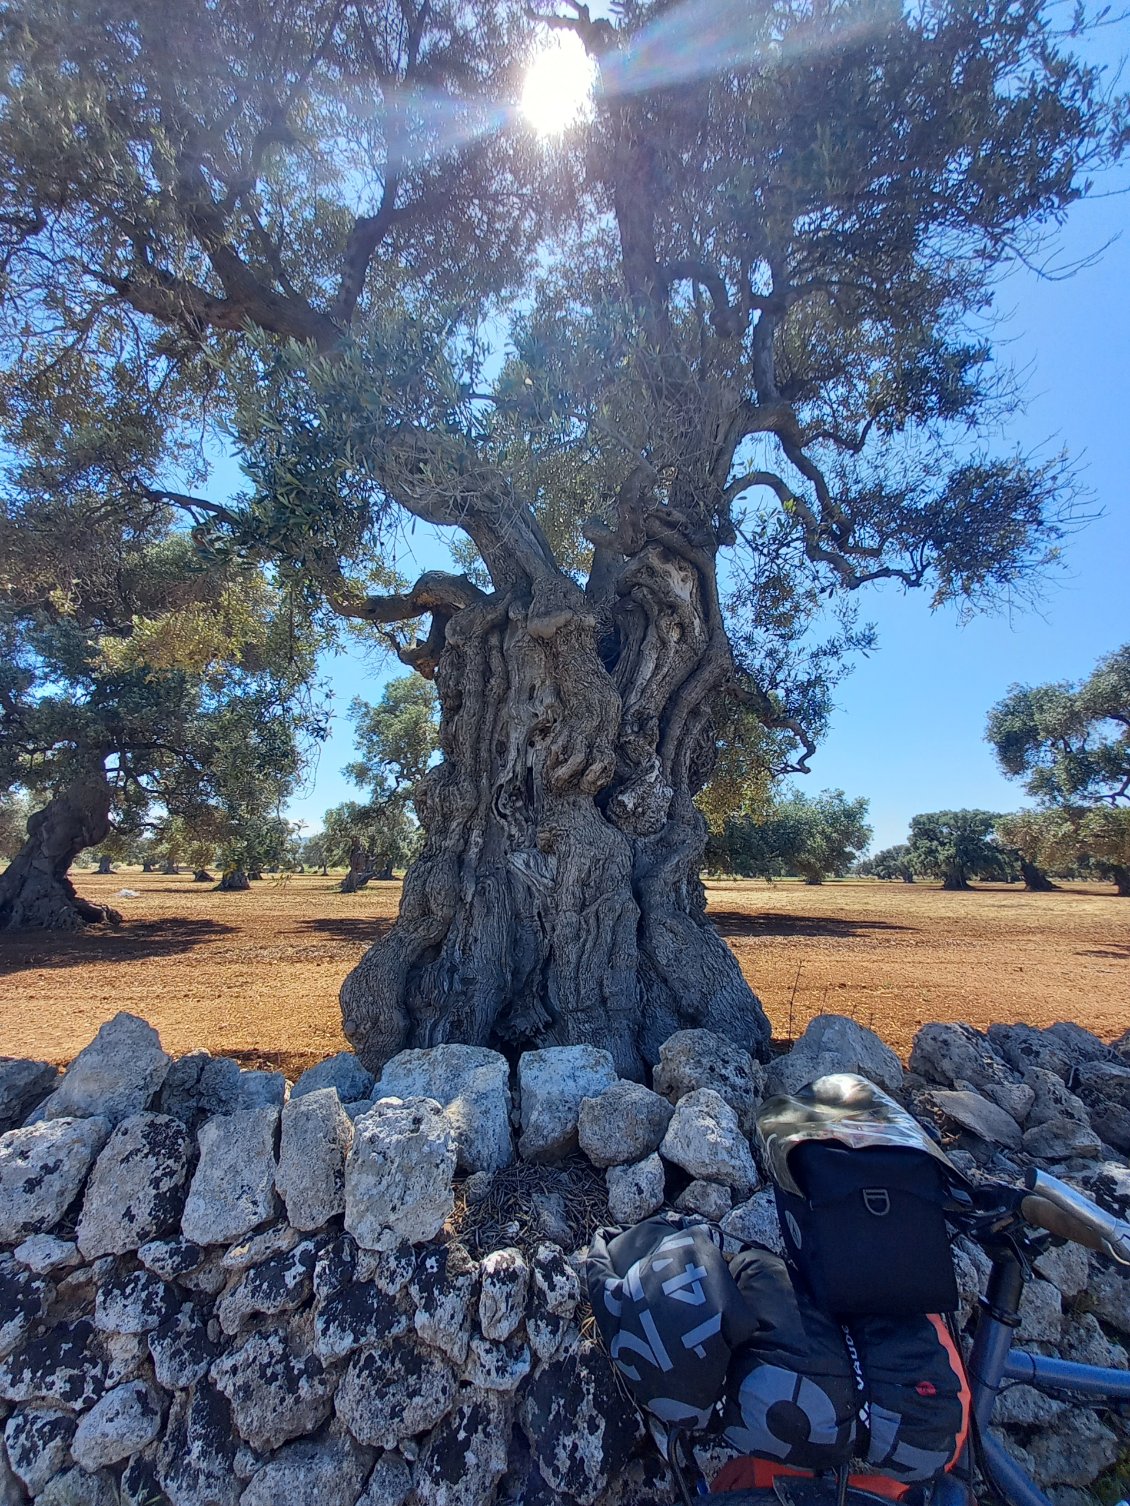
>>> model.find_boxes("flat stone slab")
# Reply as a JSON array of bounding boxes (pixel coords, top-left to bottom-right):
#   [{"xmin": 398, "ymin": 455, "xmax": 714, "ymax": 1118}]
[
  {"xmin": 0, "ymin": 1116, "xmax": 110, "ymax": 1244},
  {"xmin": 181, "ymin": 1108, "xmax": 280, "ymax": 1246},
  {"xmin": 376, "ymin": 1045, "xmax": 513, "ymax": 1174}
]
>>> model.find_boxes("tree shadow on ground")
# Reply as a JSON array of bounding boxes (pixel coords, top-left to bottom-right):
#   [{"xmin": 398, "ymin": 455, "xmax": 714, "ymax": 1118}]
[
  {"xmin": 1075, "ymin": 945, "xmax": 1129, "ymax": 960},
  {"xmin": 710, "ymin": 910, "xmax": 912, "ymax": 939},
  {"xmin": 0, "ymin": 918, "xmax": 237, "ymax": 976},
  {"xmin": 286, "ymin": 917, "xmax": 394, "ymax": 946}
]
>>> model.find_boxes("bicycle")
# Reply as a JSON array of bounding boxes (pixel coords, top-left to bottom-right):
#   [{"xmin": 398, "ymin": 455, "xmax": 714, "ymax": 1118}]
[{"xmin": 666, "ymin": 1167, "xmax": 1130, "ymax": 1506}]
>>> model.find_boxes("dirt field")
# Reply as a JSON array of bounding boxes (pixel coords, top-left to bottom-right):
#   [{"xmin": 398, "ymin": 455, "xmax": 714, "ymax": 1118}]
[{"xmin": 0, "ymin": 873, "xmax": 1126, "ymax": 1078}]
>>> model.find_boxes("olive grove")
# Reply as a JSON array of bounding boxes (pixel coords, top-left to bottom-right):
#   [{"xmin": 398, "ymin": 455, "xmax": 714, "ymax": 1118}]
[{"xmin": 0, "ymin": 0, "xmax": 1123, "ymax": 1069}]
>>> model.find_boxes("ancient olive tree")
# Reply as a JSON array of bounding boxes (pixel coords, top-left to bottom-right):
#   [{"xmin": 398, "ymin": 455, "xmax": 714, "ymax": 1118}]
[
  {"xmin": 988, "ymin": 646, "xmax": 1130, "ymax": 893},
  {"xmin": 1, "ymin": 0, "xmax": 1122, "ymax": 1070},
  {"xmin": 707, "ymin": 787, "xmax": 871, "ymax": 883},
  {"xmin": 906, "ymin": 809, "xmax": 1012, "ymax": 890},
  {"xmin": 0, "ymin": 477, "xmax": 322, "ymax": 927},
  {"xmin": 337, "ymin": 674, "xmax": 438, "ymax": 891}
]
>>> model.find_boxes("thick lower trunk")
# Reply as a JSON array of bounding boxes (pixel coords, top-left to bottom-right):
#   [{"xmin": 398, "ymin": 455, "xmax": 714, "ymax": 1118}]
[
  {"xmin": 248, "ymin": 868, "xmax": 263, "ymax": 880},
  {"xmin": 193, "ymin": 869, "xmax": 214, "ymax": 883},
  {"xmin": 1112, "ymin": 864, "xmax": 1130, "ymax": 897},
  {"xmin": 1020, "ymin": 859, "xmax": 1058, "ymax": 892},
  {"xmin": 216, "ymin": 867, "xmax": 250, "ymax": 891},
  {"xmin": 0, "ymin": 773, "xmax": 122, "ymax": 931},
  {"xmin": 97, "ymin": 855, "xmax": 113, "ymax": 875},
  {"xmin": 141, "ymin": 860, "xmax": 156, "ymax": 873},
  {"xmin": 162, "ymin": 860, "xmax": 179, "ymax": 875},
  {"xmin": 942, "ymin": 868, "xmax": 970, "ymax": 891},
  {"xmin": 341, "ymin": 842, "xmax": 372, "ymax": 894},
  {"xmin": 341, "ymin": 549, "xmax": 771, "ymax": 1078}
]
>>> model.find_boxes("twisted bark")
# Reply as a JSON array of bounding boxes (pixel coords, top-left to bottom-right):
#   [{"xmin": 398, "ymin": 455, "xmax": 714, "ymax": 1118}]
[
  {"xmin": 340, "ymin": 540, "xmax": 771, "ymax": 1078},
  {"xmin": 0, "ymin": 770, "xmax": 121, "ymax": 930}
]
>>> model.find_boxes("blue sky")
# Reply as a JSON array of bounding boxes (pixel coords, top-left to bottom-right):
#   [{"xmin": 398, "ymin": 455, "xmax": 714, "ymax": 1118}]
[{"xmin": 272, "ymin": 39, "xmax": 1130, "ymax": 854}]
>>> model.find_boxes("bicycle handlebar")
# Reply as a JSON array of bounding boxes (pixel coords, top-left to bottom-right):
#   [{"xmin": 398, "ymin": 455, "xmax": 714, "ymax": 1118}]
[{"xmin": 1018, "ymin": 1168, "xmax": 1130, "ymax": 1265}]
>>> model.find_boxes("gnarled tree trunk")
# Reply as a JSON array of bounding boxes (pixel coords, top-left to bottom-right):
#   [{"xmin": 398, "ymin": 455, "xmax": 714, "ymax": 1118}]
[
  {"xmin": 1111, "ymin": 863, "xmax": 1130, "ymax": 897},
  {"xmin": 340, "ymin": 545, "xmax": 772, "ymax": 1079},
  {"xmin": 1020, "ymin": 859, "xmax": 1058, "ymax": 892},
  {"xmin": 341, "ymin": 841, "xmax": 372, "ymax": 894},
  {"xmin": 193, "ymin": 869, "xmax": 214, "ymax": 883},
  {"xmin": 216, "ymin": 867, "xmax": 250, "ymax": 891},
  {"xmin": 0, "ymin": 770, "xmax": 122, "ymax": 930},
  {"xmin": 97, "ymin": 854, "xmax": 113, "ymax": 875}
]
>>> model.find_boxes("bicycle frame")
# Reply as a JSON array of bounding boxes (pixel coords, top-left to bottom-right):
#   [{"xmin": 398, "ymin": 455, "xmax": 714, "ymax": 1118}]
[{"xmin": 936, "ymin": 1247, "xmax": 1130, "ymax": 1506}]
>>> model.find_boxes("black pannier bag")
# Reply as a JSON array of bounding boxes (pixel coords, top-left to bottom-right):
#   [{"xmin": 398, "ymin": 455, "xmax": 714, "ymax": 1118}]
[
  {"xmin": 723, "ymin": 1249, "xmax": 970, "ymax": 1484},
  {"xmin": 584, "ymin": 1216, "xmax": 758, "ymax": 1429},
  {"xmin": 757, "ymin": 1073, "xmax": 965, "ymax": 1317},
  {"xmin": 723, "ymin": 1246, "xmax": 857, "ymax": 1472}
]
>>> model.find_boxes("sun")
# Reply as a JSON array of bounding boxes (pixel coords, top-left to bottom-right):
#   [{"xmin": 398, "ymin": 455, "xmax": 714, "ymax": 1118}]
[{"xmin": 520, "ymin": 32, "xmax": 597, "ymax": 137}]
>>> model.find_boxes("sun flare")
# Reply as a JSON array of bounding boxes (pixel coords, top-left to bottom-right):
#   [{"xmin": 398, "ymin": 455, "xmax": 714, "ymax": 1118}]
[{"xmin": 520, "ymin": 33, "xmax": 597, "ymax": 137}]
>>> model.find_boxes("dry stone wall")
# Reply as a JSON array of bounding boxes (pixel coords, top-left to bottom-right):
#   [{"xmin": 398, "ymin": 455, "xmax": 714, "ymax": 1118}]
[{"xmin": 1, "ymin": 1012, "xmax": 1129, "ymax": 1506}]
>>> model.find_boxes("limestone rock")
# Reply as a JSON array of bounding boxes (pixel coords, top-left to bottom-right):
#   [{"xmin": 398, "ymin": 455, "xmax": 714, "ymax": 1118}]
[
  {"xmin": 344, "ymin": 1098, "xmax": 456, "ymax": 1249},
  {"xmin": 606, "ymin": 1155, "xmax": 664, "ymax": 1224},
  {"xmin": 100, "ymin": 1330, "xmax": 149, "ymax": 1388},
  {"xmin": 1027, "ymin": 1410, "xmax": 1120, "ymax": 1488},
  {"xmin": 335, "ymin": 1336, "xmax": 456, "ymax": 1449},
  {"xmin": 356, "ymin": 1239, "xmax": 417, "ymax": 1296},
  {"xmin": 12, "ymin": 1234, "xmax": 79, "ymax": 1274},
  {"xmin": 928, "ymin": 1089, "xmax": 1023, "ymax": 1150},
  {"xmin": 527, "ymin": 1309, "xmax": 575, "ymax": 1365},
  {"xmin": 0, "ymin": 1059, "xmax": 58, "ymax": 1133},
  {"xmin": 1046, "ymin": 1021, "xmax": 1117, "ymax": 1065},
  {"xmin": 181, "ymin": 1108, "xmax": 280, "ymax": 1246},
  {"xmin": 158, "ymin": 1052, "xmax": 285, "ymax": 1130},
  {"xmin": 239, "ymin": 1431, "xmax": 373, "ymax": 1506},
  {"xmin": 1059, "ymin": 1310, "xmax": 1128, "ymax": 1370},
  {"xmin": 36, "ymin": 1466, "xmax": 120, "ymax": 1506},
  {"xmin": 376, "ymin": 1046, "xmax": 513, "ymax": 1174},
  {"xmin": 1073, "ymin": 1060, "xmax": 1130, "ymax": 1153},
  {"xmin": 313, "ymin": 1280, "xmax": 410, "ymax": 1362},
  {"xmin": 994, "ymin": 1383, "xmax": 1068, "ymax": 1427},
  {"xmin": 411, "ymin": 1246, "xmax": 477, "ymax": 1366},
  {"xmin": 519, "ymin": 1339, "xmax": 644, "ymax": 1506},
  {"xmin": 415, "ymin": 1387, "xmax": 512, "ymax": 1506},
  {"xmin": 478, "ymin": 1248, "xmax": 529, "ymax": 1342},
  {"xmin": 464, "ymin": 1337, "xmax": 532, "ymax": 1392},
  {"xmin": 980, "ymin": 1081, "xmax": 1035, "ymax": 1124},
  {"xmin": 148, "ymin": 1302, "xmax": 217, "ymax": 1390},
  {"xmin": 157, "ymin": 1382, "xmax": 241, "ymax": 1506},
  {"xmin": 1022, "ymin": 1117, "xmax": 1101, "ymax": 1161},
  {"xmin": 659, "ymin": 1089, "xmax": 758, "ymax": 1191},
  {"xmin": 4, "ymin": 1403, "xmax": 75, "ymax": 1493},
  {"xmin": 517, "ymin": 1047, "xmax": 617, "ymax": 1163},
  {"xmin": 276, "ymin": 1088, "xmax": 352, "ymax": 1230},
  {"xmin": 0, "ymin": 1116, "xmax": 110, "ymax": 1243},
  {"xmin": 217, "ymin": 1239, "xmax": 318, "ymax": 1335},
  {"xmin": 675, "ymin": 1180, "xmax": 733, "ymax": 1221},
  {"xmin": 138, "ymin": 1236, "xmax": 206, "ymax": 1281},
  {"xmin": 1034, "ymin": 1238, "xmax": 1090, "ymax": 1298},
  {"xmin": 220, "ymin": 1222, "xmax": 302, "ymax": 1273},
  {"xmin": 1086, "ymin": 1260, "xmax": 1130, "ymax": 1336},
  {"xmin": 576, "ymin": 1082, "xmax": 673, "ymax": 1169},
  {"xmin": 532, "ymin": 1244, "xmax": 580, "ymax": 1318},
  {"xmin": 35, "ymin": 1014, "xmax": 169, "ymax": 1127},
  {"xmin": 292, "ymin": 1051, "xmax": 375, "ymax": 1105},
  {"xmin": 720, "ymin": 1190, "xmax": 785, "ymax": 1256},
  {"xmin": 71, "ymin": 1380, "xmax": 163, "ymax": 1469},
  {"xmin": 93, "ymin": 1268, "xmax": 177, "ymax": 1335},
  {"xmin": 313, "ymin": 1233, "xmax": 357, "ymax": 1301},
  {"xmin": 118, "ymin": 1448, "xmax": 165, "ymax": 1506},
  {"xmin": 356, "ymin": 1451, "xmax": 412, "ymax": 1506},
  {"xmin": 1017, "ymin": 1276, "xmax": 1062, "ymax": 1344},
  {"xmin": 77, "ymin": 1113, "xmax": 191, "ymax": 1258},
  {"xmin": 211, "ymin": 1317, "xmax": 335, "ymax": 1453},
  {"xmin": 1024, "ymin": 1067, "xmax": 1091, "ymax": 1128},
  {"xmin": 987, "ymin": 1023, "xmax": 1077, "ymax": 1080},
  {"xmin": 652, "ymin": 1030, "xmax": 764, "ymax": 1134},
  {"xmin": 0, "ymin": 1256, "xmax": 51, "ymax": 1359},
  {"xmin": 0, "ymin": 1319, "xmax": 106, "ymax": 1411},
  {"xmin": 766, "ymin": 1016, "xmax": 904, "ymax": 1098},
  {"xmin": 908, "ymin": 1023, "xmax": 1015, "ymax": 1093}
]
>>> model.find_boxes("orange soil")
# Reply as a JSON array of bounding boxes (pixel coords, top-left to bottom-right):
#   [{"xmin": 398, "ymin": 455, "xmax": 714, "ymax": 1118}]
[{"xmin": 0, "ymin": 873, "xmax": 1125, "ymax": 1079}]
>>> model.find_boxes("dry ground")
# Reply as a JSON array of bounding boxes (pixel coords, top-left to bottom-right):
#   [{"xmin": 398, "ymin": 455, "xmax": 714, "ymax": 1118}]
[{"xmin": 0, "ymin": 873, "xmax": 1126, "ymax": 1078}]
